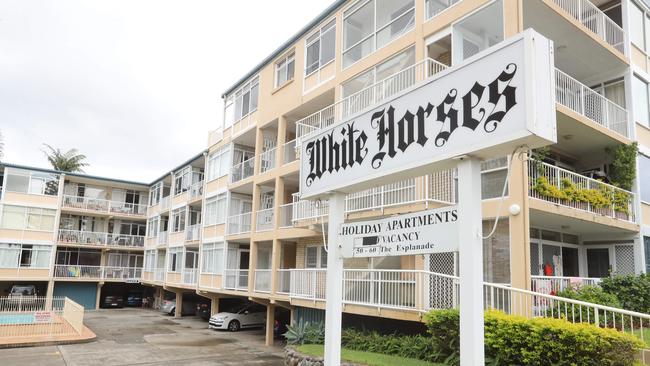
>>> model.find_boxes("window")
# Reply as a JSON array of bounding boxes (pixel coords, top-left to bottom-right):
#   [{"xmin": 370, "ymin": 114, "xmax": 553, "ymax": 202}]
[
  {"xmin": 202, "ymin": 242, "xmax": 224, "ymax": 274},
  {"xmin": 481, "ymin": 157, "xmax": 508, "ymax": 199},
  {"xmin": 640, "ymin": 154, "xmax": 650, "ymax": 202},
  {"xmin": 305, "ymin": 245, "xmax": 327, "ymax": 268},
  {"xmin": 343, "ymin": 0, "xmax": 415, "ymax": 67},
  {"xmin": 305, "ymin": 20, "xmax": 336, "ymax": 75},
  {"xmin": 341, "ymin": 46, "xmax": 415, "ymax": 98},
  {"xmin": 482, "ymin": 219, "xmax": 509, "ymax": 283},
  {"xmin": 0, "ymin": 243, "xmax": 51, "ymax": 268},
  {"xmin": 206, "ymin": 145, "xmax": 231, "ymax": 181},
  {"xmin": 634, "ymin": 75, "xmax": 650, "ymax": 126},
  {"xmin": 149, "ymin": 182, "xmax": 164, "ymax": 206},
  {"xmin": 631, "ymin": 3, "xmax": 646, "ymax": 50},
  {"xmin": 168, "ymin": 247, "xmax": 182, "ymax": 272},
  {"xmin": 144, "ymin": 250, "xmax": 156, "ymax": 271},
  {"xmin": 171, "ymin": 207, "xmax": 186, "ymax": 232},
  {"xmin": 275, "ymin": 52, "xmax": 295, "ymax": 88},
  {"xmin": 5, "ymin": 168, "xmax": 59, "ymax": 196},
  {"xmin": 0, "ymin": 205, "xmax": 56, "ymax": 231},
  {"xmin": 425, "ymin": 0, "xmax": 460, "ymax": 19},
  {"xmin": 452, "ymin": 0, "xmax": 504, "ymax": 63},
  {"xmin": 147, "ymin": 217, "xmax": 160, "ymax": 238},
  {"xmin": 204, "ymin": 193, "xmax": 227, "ymax": 226},
  {"xmin": 223, "ymin": 76, "xmax": 260, "ymax": 128}
]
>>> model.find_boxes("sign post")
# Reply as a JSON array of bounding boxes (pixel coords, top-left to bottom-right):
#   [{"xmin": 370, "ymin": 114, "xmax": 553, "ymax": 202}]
[
  {"xmin": 457, "ymin": 157, "xmax": 484, "ymax": 365},
  {"xmin": 323, "ymin": 193, "xmax": 345, "ymax": 366}
]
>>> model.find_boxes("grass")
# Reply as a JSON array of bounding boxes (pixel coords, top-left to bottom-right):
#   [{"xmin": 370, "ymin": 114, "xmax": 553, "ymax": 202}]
[
  {"xmin": 631, "ymin": 327, "xmax": 650, "ymax": 348},
  {"xmin": 296, "ymin": 344, "xmax": 444, "ymax": 366}
]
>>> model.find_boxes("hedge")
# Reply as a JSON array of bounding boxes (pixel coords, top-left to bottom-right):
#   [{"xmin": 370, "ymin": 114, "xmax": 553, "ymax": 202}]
[
  {"xmin": 425, "ymin": 309, "xmax": 644, "ymax": 366},
  {"xmin": 341, "ymin": 328, "xmax": 438, "ymax": 362}
]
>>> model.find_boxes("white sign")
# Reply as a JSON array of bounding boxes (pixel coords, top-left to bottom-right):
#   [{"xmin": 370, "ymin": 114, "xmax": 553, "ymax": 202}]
[
  {"xmin": 34, "ymin": 311, "xmax": 52, "ymax": 324},
  {"xmin": 300, "ymin": 31, "xmax": 555, "ymax": 199},
  {"xmin": 340, "ymin": 206, "xmax": 459, "ymax": 258}
]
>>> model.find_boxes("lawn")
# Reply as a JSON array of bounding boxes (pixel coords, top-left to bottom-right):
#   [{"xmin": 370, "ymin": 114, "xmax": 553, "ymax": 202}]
[{"xmin": 297, "ymin": 344, "xmax": 444, "ymax": 366}]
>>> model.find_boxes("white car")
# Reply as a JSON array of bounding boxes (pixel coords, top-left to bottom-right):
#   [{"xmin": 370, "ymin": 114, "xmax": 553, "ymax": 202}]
[{"xmin": 208, "ymin": 304, "xmax": 266, "ymax": 331}]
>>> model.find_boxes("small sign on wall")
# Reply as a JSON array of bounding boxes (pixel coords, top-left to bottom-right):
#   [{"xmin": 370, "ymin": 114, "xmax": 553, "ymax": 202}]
[
  {"xmin": 340, "ymin": 206, "xmax": 459, "ymax": 258},
  {"xmin": 34, "ymin": 311, "xmax": 53, "ymax": 324}
]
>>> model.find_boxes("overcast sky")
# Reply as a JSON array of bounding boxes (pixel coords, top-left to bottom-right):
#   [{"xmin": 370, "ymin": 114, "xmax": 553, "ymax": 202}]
[{"xmin": 0, "ymin": 0, "xmax": 333, "ymax": 182}]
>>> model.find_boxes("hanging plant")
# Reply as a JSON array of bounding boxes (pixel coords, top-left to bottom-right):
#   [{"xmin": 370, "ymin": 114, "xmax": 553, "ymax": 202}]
[{"xmin": 606, "ymin": 142, "xmax": 638, "ymax": 191}]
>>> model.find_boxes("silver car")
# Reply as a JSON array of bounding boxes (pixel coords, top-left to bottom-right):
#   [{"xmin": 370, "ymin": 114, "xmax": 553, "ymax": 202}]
[{"xmin": 160, "ymin": 299, "xmax": 195, "ymax": 316}]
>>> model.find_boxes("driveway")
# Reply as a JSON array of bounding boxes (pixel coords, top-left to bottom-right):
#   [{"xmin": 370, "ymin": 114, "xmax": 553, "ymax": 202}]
[{"xmin": 0, "ymin": 308, "xmax": 285, "ymax": 366}]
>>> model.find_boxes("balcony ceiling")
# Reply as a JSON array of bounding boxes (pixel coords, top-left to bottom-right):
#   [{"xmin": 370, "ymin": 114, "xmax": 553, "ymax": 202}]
[
  {"xmin": 523, "ymin": 0, "xmax": 627, "ymax": 82},
  {"xmin": 530, "ymin": 209, "xmax": 636, "ymax": 236},
  {"xmin": 554, "ymin": 111, "xmax": 624, "ymax": 157}
]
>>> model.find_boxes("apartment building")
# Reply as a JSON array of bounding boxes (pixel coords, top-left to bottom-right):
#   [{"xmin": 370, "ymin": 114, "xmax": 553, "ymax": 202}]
[{"xmin": 3, "ymin": 0, "xmax": 650, "ymax": 348}]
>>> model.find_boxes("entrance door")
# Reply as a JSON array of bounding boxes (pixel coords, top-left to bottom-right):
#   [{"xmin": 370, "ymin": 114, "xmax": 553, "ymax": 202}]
[
  {"xmin": 238, "ymin": 250, "xmax": 250, "ymax": 288},
  {"xmin": 561, "ymin": 247, "xmax": 579, "ymax": 277},
  {"xmin": 587, "ymin": 248, "xmax": 610, "ymax": 278},
  {"xmin": 541, "ymin": 244, "xmax": 561, "ymax": 276}
]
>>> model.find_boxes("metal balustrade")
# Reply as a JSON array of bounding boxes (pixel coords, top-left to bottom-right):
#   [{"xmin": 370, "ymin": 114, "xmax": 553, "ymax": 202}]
[
  {"xmin": 103, "ymin": 267, "xmax": 142, "ymax": 280},
  {"xmin": 185, "ymin": 224, "xmax": 201, "ymax": 241},
  {"xmin": 189, "ymin": 181, "xmax": 203, "ymax": 200},
  {"xmin": 224, "ymin": 269, "xmax": 249, "ymax": 291},
  {"xmin": 296, "ymin": 58, "xmax": 448, "ymax": 143},
  {"xmin": 62, "ymin": 195, "xmax": 146, "ymax": 216},
  {"xmin": 256, "ymin": 208, "xmax": 274, "ymax": 231},
  {"xmin": 551, "ymin": 0, "xmax": 625, "ymax": 54},
  {"xmin": 182, "ymin": 268, "xmax": 198, "ymax": 284},
  {"xmin": 279, "ymin": 203, "xmax": 293, "ymax": 228},
  {"xmin": 277, "ymin": 269, "xmax": 291, "ymax": 294},
  {"xmin": 259, "ymin": 147, "xmax": 277, "ymax": 173},
  {"xmin": 57, "ymin": 230, "xmax": 145, "ymax": 248},
  {"xmin": 53, "ymin": 265, "xmax": 143, "ymax": 280},
  {"xmin": 528, "ymin": 159, "xmax": 636, "ymax": 222},
  {"xmin": 158, "ymin": 231, "xmax": 168, "ymax": 245},
  {"xmin": 154, "ymin": 268, "xmax": 165, "ymax": 281},
  {"xmin": 0, "ymin": 296, "xmax": 65, "ymax": 312},
  {"xmin": 230, "ymin": 157, "xmax": 255, "ymax": 183},
  {"xmin": 290, "ymin": 268, "xmax": 327, "ymax": 300},
  {"xmin": 531, "ymin": 275, "xmax": 602, "ymax": 295},
  {"xmin": 0, "ymin": 296, "xmax": 84, "ymax": 339},
  {"xmin": 555, "ymin": 69, "xmax": 628, "ymax": 137},
  {"xmin": 226, "ymin": 212, "xmax": 252, "ymax": 235},
  {"xmin": 160, "ymin": 196, "xmax": 171, "ymax": 211},
  {"xmin": 254, "ymin": 269, "xmax": 272, "ymax": 293},
  {"xmin": 283, "ymin": 139, "xmax": 297, "ymax": 164},
  {"xmin": 292, "ymin": 194, "xmax": 329, "ymax": 222}
]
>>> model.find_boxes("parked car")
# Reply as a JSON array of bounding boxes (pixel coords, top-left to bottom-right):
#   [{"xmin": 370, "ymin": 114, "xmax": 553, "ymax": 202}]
[
  {"xmin": 208, "ymin": 304, "xmax": 266, "ymax": 331},
  {"xmin": 160, "ymin": 298, "xmax": 195, "ymax": 316},
  {"xmin": 126, "ymin": 292, "xmax": 143, "ymax": 307},
  {"xmin": 9, "ymin": 284, "xmax": 37, "ymax": 297},
  {"xmin": 195, "ymin": 301, "xmax": 211, "ymax": 320},
  {"xmin": 101, "ymin": 295, "xmax": 124, "ymax": 308}
]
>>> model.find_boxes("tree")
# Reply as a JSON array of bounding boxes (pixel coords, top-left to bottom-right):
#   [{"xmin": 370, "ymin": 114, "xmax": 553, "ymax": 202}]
[{"xmin": 42, "ymin": 144, "xmax": 89, "ymax": 172}]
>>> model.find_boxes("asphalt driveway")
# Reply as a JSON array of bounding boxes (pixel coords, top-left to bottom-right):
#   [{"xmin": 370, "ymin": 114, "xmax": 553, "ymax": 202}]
[{"xmin": 0, "ymin": 308, "xmax": 284, "ymax": 366}]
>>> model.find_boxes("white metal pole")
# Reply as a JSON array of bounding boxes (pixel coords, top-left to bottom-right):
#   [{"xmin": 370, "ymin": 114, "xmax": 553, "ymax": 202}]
[
  {"xmin": 324, "ymin": 193, "xmax": 345, "ymax": 366},
  {"xmin": 457, "ymin": 157, "xmax": 484, "ymax": 365}
]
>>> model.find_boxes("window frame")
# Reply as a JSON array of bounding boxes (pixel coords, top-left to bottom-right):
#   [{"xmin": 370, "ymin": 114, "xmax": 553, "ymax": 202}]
[
  {"xmin": 0, "ymin": 205, "xmax": 57, "ymax": 232},
  {"xmin": 4, "ymin": 168, "xmax": 60, "ymax": 196},
  {"xmin": 274, "ymin": 51, "xmax": 296, "ymax": 89},
  {"xmin": 223, "ymin": 75, "xmax": 260, "ymax": 129},
  {"xmin": 305, "ymin": 19, "xmax": 336, "ymax": 77},
  {"xmin": 305, "ymin": 245, "xmax": 327, "ymax": 268}
]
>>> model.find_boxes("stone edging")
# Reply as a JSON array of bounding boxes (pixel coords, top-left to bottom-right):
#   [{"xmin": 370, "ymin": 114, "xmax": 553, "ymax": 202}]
[{"xmin": 284, "ymin": 346, "xmax": 366, "ymax": 366}]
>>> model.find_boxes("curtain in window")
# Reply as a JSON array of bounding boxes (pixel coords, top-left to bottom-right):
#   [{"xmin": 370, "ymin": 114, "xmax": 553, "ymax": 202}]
[{"xmin": 0, "ymin": 244, "xmax": 20, "ymax": 268}]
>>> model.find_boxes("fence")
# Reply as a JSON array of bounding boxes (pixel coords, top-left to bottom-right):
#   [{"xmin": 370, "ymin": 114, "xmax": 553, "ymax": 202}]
[
  {"xmin": 531, "ymin": 275, "xmax": 602, "ymax": 295},
  {"xmin": 0, "ymin": 296, "xmax": 84, "ymax": 339}
]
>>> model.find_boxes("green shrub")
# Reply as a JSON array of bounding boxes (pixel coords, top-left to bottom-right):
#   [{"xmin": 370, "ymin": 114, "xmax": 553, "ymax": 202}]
[
  {"xmin": 284, "ymin": 321, "xmax": 324, "ymax": 345},
  {"xmin": 424, "ymin": 309, "xmax": 644, "ymax": 366},
  {"xmin": 341, "ymin": 328, "xmax": 438, "ymax": 362},
  {"xmin": 601, "ymin": 274, "xmax": 650, "ymax": 314}
]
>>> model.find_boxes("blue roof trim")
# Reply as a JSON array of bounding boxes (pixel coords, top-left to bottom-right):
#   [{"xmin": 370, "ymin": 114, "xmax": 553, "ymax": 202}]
[{"xmin": 221, "ymin": 0, "xmax": 347, "ymax": 98}]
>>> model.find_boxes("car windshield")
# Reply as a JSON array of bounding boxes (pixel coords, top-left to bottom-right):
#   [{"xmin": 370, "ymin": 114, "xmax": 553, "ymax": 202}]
[{"xmin": 11, "ymin": 286, "xmax": 34, "ymax": 295}]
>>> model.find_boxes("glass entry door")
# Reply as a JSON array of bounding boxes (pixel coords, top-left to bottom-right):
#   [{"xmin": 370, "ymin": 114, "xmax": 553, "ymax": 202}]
[{"xmin": 587, "ymin": 248, "xmax": 610, "ymax": 278}]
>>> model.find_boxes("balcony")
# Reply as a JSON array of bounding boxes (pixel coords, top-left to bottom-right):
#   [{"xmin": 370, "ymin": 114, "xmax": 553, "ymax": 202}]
[
  {"xmin": 57, "ymin": 229, "xmax": 145, "ymax": 248},
  {"xmin": 549, "ymin": 0, "xmax": 625, "ymax": 54},
  {"xmin": 154, "ymin": 268, "xmax": 165, "ymax": 281},
  {"xmin": 555, "ymin": 69, "xmax": 628, "ymax": 138},
  {"xmin": 224, "ymin": 269, "xmax": 249, "ymax": 291},
  {"xmin": 277, "ymin": 269, "xmax": 291, "ymax": 294},
  {"xmin": 160, "ymin": 196, "xmax": 171, "ymax": 211},
  {"xmin": 226, "ymin": 212, "xmax": 252, "ymax": 235},
  {"xmin": 230, "ymin": 157, "xmax": 255, "ymax": 183},
  {"xmin": 279, "ymin": 203, "xmax": 293, "ymax": 228},
  {"xmin": 254, "ymin": 269, "xmax": 272, "ymax": 293},
  {"xmin": 255, "ymin": 208, "xmax": 274, "ymax": 232},
  {"xmin": 185, "ymin": 224, "xmax": 201, "ymax": 241},
  {"xmin": 259, "ymin": 147, "xmax": 277, "ymax": 173},
  {"xmin": 283, "ymin": 139, "xmax": 297, "ymax": 164},
  {"xmin": 292, "ymin": 194, "xmax": 329, "ymax": 222},
  {"xmin": 53, "ymin": 265, "xmax": 142, "ymax": 281},
  {"xmin": 62, "ymin": 195, "xmax": 147, "ymax": 217},
  {"xmin": 208, "ymin": 128, "xmax": 223, "ymax": 146},
  {"xmin": 157, "ymin": 231, "xmax": 168, "ymax": 246},
  {"xmin": 188, "ymin": 181, "xmax": 203, "ymax": 200},
  {"xmin": 182, "ymin": 268, "xmax": 198, "ymax": 285},
  {"xmin": 528, "ymin": 159, "xmax": 636, "ymax": 222},
  {"xmin": 296, "ymin": 58, "xmax": 448, "ymax": 143}
]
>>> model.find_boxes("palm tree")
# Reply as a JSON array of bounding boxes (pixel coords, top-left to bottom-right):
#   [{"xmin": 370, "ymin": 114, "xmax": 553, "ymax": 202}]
[{"xmin": 42, "ymin": 144, "xmax": 89, "ymax": 172}]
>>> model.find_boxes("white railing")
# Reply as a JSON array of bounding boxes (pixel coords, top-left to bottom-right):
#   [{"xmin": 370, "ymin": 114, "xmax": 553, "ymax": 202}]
[
  {"xmin": 425, "ymin": 0, "xmax": 460, "ymax": 20},
  {"xmin": 154, "ymin": 267, "xmax": 165, "ymax": 281},
  {"xmin": 290, "ymin": 268, "xmax": 327, "ymax": 300},
  {"xmin": 189, "ymin": 181, "xmax": 204, "ymax": 200},
  {"xmin": 279, "ymin": 203, "xmax": 293, "ymax": 228},
  {"xmin": 224, "ymin": 269, "xmax": 249, "ymax": 291},
  {"xmin": 531, "ymin": 275, "xmax": 602, "ymax": 295},
  {"xmin": 254, "ymin": 269, "xmax": 272, "ymax": 293},
  {"xmin": 182, "ymin": 268, "xmax": 198, "ymax": 284},
  {"xmin": 0, "ymin": 296, "xmax": 84, "ymax": 338},
  {"xmin": 484, "ymin": 282, "xmax": 650, "ymax": 344},
  {"xmin": 528, "ymin": 159, "xmax": 636, "ymax": 222},
  {"xmin": 160, "ymin": 196, "xmax": 171, "ymax": 211},
  {"xmin": 292, "ymin": 194, "xmax": 329, "ymax": 222},
  {"xmin": 226, "ymin": 212, "xmax": 252, "ymax": 235},
  {"xmin": 230, "ymin": 157, "xmax": 255, "ymax": 183},
  {"xmin": 555, "ymin": 69, "xmax": 628, "ymax": 137},
  {"xmin": 283, "ymin": 139, "xmax": 297, "ymax": 164},
  {"xmin": 53, "ymin": 265, "xmax": 142, "ymax": 280},
  {"xmin": 185, "ymin": 224, "xmax": 201, "ymax": 241},
  {"xmin": 256, "ymin": 208, "xmax": 274, "ymax": 231},
  {"xmin": 59, "ymin": 230, "xmax": 145, "ymax": 248},
  {"xmin": 103, "ymin": 266, "xmax": 142, "ymax": 281},
  {"xmin": 208, "ymin": 128, "xmax": 223, "ymax": 146},
  {"xmin": 260, "ymin": 147, "xmax": 277, "ymax": 173},
  {"xmin": 346, "ymin": 178, "xmax": 419, "ymax": 213},
  {"xmin": 277, "ymin": 269, "xmax": 292, "ymax": 294},
  {"xmin": 158, "ymin": 231, "xmax": 168, "ymax": 245},
  {"xmin": 551, "ymin": 0, "xmax": 625, "ymax": 54},
  {"xmin": 107, "ymin": 233, "xmax": 145, "ymax": 248},
  {"xmin": 62, "ymin": 195, "xmax": 147, "ymax": 216},
  {"xmin": 296, "ymin": 58, "xmax": 448, "ymax": 143}
]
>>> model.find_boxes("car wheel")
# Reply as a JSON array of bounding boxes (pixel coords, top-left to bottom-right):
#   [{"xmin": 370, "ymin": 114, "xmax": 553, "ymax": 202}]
[
  {"xmin": 228, "ymin": 320, "xmax": 240, "ymax": 332},
  {"xmin": 169, "ymin": 307, "xmax": 175, "ymax": 315}
]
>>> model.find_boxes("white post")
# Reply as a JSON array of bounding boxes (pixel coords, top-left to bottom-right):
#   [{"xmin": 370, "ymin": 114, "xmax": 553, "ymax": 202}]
[
  {"xmin": 457, "ymin": 157, "xmax": 484, "ymax": 366},
  {"xmin": 324, "ymin": 193, "xmax": 345, "ymax": 366}
]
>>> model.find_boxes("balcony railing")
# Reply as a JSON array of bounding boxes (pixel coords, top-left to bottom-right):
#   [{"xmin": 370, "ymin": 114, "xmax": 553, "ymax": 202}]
[
  {"xmin": 283, "ymin": 139, "xmax": 297, "ymax": 164},
  {"xmin": 160, "ymin": 196, "xmax": 171, "ymax": 211},
  {"xmin": 528, "ymin": 159, "xmax": 636, "ymax": 222},
  {"xmin": 256, "ymin": 208, "xmax": 274, "ymax": 232},
  {"xmin": 185, "ymin": 224, "xmax": 201, "ymax": 241},
  {"xmin": 57, "ymin": 230, "xmax": 145, "ymax": 248},
  {"xmin": 208, "ymin": 128, "xmax": 223, "ymax": 146},
  {"xmin": 53, "ymin": 265, "xmax": 142, "ymax": 280},
  {"xmin": 226, "ymin": 212, "xmax": 252, "ymax": 235},
  {"xmin": 277, "ymin": 269, "xmax": 291, "ymax": 294},
  {"xmin": 154, "ymin": 267, "xmax": 165, "ymax": 281},
  {"xmin": 260, "ymin": 147, "xmax": 277, "ymax": 173},
  {"xmin": 531, "ymin": 275, "xmax": 602, "ymax": 295},
  {"xmin": 279, "ymin": 203, "xmax": 293, "ymax": 228},
  {"xmin": 182, "ymin": 268, "xmax": 198, "ymax": 284},
  {"xmin": 254, "ymin": 269, "xmax": 272, "ymax": 293},
  {"xmin": 224, "ymin": 269, "xmax": 249, "ymax": 291},
  {"xmin": 157, "ymin": 231, "xmax": 168, "ymax": 245},
  {"xmin": 550, "ymin": 0, "xmax": 625, "ymax": 54},
  {"xmin": 290, "ymin": 268, "xmax": 327, "ymax": 300},
  {"xmin": 292, "ymin": 194, "xmax": 329, "ymax": 222},
  {"xmin": 230, "ymin": 157, "xmax": 255, "ymax": 183},
  {"xmin": 555, "ymin": 69, "xmax": 628, "ymax": 137},
  {"xmin": 62, "ymin": 195, "xmax": 147, "ymax": 216},
  {"xmin": 296, "ymin": 58, "xmax": 448, "ymax": 143},
  {"xmin": 189, "ymin": 181, "xmax": 203, "ymax": 200}
]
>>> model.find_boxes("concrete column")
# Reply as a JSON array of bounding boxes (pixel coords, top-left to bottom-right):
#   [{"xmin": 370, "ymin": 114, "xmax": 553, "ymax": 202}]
[
  {"xmin": 254, "ymin": 127, "xmax": 264, "ymax": 175},
  {"xmin": 210, "ymin": 296, "xmax": 219, "ymax": 316},
  {"xmin": 273, "ymin": 177, "xmax": 285, "ymax": 229},
  {"xmin": 270, "ymin": 239, "xmax": 282, "ymax": 295},
  {"xmin": 277, "ymin": 116, "xmax": 287, "ymax": 168},
  {"xmin": 175, "ymin": 291, "xmax": 183, "ymax": 318},
  {"xmin": 249, "ymin": 241, "xmax": 258, "ymax": 293},
  {"xmin": 95, "ymin": 283, "xmax": 103, "ymax": 310},
  {"xmin": 45, "ymin": 280, "xmax": 55, "ymax": 310},
  {"xmin": 265, "ymin": 304, "xmax": 276, "ymax": 346}
]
